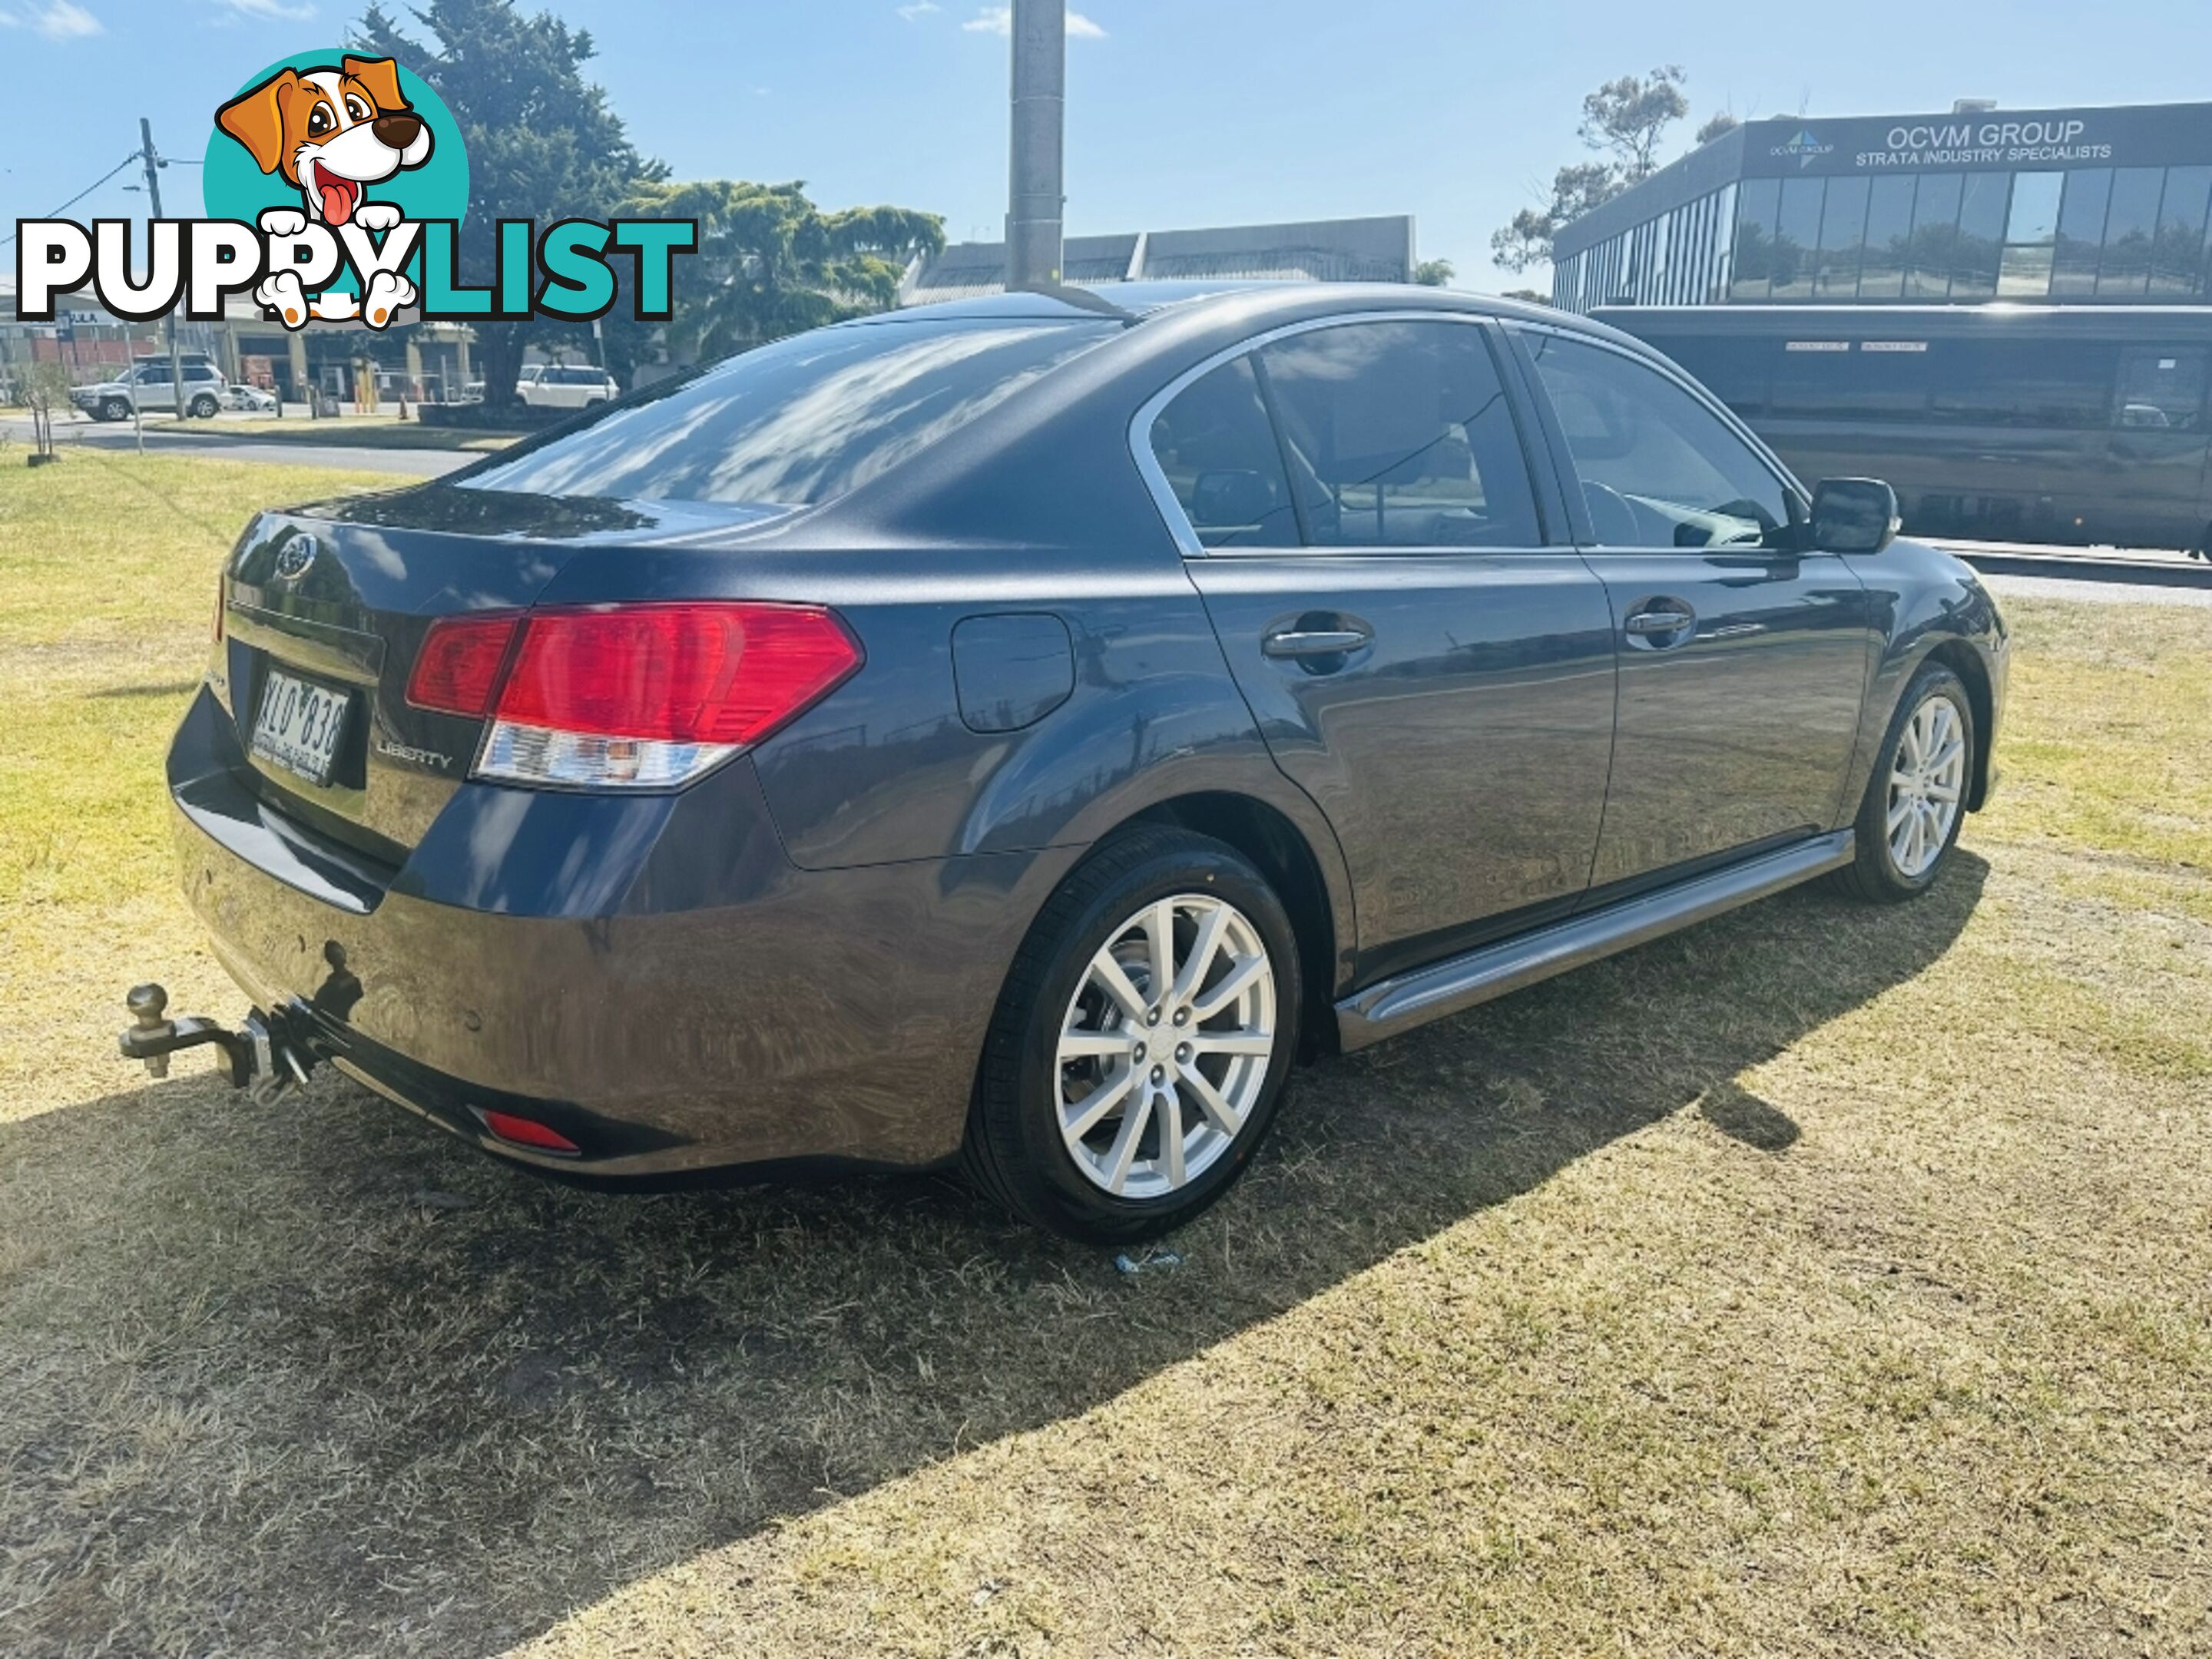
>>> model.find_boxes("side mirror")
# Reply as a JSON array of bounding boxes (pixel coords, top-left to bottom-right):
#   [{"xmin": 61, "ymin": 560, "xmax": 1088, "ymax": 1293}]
[{"xmin": 1809, "ymin": 478, "xmax": 1900, "ymax": 555}]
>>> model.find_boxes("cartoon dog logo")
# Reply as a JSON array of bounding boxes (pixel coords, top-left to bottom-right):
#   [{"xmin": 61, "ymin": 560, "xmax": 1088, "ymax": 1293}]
[{"xmin": 217, "ymin": 56, "xmax": 432, "ymax": 326}]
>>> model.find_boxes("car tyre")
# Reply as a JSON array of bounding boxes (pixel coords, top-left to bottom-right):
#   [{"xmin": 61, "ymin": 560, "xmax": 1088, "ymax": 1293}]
[
  {"xmin": 101, "ymin": 398, "xmax": 129, "ymax": 422},
  {"xmin": 1835, "ymin": 662, "xmax": 1975, "ymax": 904},
  {"xmin": 188, "ymin": 393, "xmax": 220, "ymax": 419},
  {"xmin": 965, "ymin": 826, "xmax": 1302, "ymax": 1244}
]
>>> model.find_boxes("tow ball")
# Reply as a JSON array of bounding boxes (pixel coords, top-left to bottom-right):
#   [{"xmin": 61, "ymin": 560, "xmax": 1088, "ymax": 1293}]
[{"xmin": 120, "ymin": 984, "xmax": 316, "ymax": 1105}]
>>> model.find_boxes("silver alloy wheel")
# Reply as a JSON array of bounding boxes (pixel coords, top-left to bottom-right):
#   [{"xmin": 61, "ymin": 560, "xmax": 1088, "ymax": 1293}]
[
  {"xmin": 1055, "ymin": 893, "xmax": 1277, "ymax": 1200},
  {"xmin": 1886, "ymin": 691, "xmax": 1968, "ymax": 879}
]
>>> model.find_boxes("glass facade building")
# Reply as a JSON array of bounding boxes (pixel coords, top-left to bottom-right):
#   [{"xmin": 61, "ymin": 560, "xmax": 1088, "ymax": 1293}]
[{"xmin": 1551, "ymin": 104, "xmax": 2212, "ymax": 312}]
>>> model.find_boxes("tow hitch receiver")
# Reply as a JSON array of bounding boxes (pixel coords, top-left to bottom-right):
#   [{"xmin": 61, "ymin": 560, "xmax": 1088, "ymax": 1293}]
[{"xmin": 121, "ymin": 984, "xmax": 317, "ymax": 1104}]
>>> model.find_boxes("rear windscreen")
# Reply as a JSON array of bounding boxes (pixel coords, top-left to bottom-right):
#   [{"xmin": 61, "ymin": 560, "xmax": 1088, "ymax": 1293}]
[{"xmin": 457, "ymin": 320, "xmax": 1117, "ymax": 508}]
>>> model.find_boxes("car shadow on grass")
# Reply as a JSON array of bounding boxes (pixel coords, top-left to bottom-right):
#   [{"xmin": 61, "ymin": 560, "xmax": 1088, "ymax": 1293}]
[{"xmin": 0, "ymin": 856, "xmax": 1985, "ymax": 1656}]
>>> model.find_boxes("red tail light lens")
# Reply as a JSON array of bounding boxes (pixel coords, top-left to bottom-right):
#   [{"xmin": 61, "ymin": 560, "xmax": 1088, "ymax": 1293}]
[
  {"xmin": 407, "ymin": 613, "xmax": 521, "ymax": 717},
  {"xmin": 495, "ymin": 604, "xmax": 861, "ymax": 747},
  {"xmin": 402, "ymin": 601, "xmax": 861, "ymax": 790}
]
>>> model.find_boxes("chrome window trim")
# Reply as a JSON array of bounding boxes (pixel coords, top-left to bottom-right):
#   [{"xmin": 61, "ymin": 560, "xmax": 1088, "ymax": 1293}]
[{"xmin": 1129, "ymin": 309, "xmax": 1553, "ymax": 561}]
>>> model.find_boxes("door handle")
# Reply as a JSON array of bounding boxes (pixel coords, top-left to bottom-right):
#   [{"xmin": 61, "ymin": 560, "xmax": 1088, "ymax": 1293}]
[
  {"xmin": 1624, "ymin": 609, "xmax": 1695, "ymax": 636},
  {"xmin": 1262, "ymin": 625, "xmax": 1373, "ymax": 658}
]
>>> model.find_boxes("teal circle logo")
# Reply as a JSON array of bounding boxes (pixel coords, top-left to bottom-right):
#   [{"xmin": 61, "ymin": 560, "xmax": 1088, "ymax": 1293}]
[{"xmin": 204, "ymin": 51, "xmax": 469, "ymax": 234}]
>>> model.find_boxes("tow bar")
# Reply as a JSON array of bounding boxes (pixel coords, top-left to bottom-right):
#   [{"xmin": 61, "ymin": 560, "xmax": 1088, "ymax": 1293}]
[{"xmin": 120, "ymin": 984, "xmax": 318, "ymax": 1106}]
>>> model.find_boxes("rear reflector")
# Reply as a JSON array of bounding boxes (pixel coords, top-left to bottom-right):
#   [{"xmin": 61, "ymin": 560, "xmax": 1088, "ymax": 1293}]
[
  {"xmin": 408, "ymin": 612, "xmax": 521, "ymax": 717},
  {"xmin": 481, "ymin": 1109, "xmax": 581, "ymax": 1154}
]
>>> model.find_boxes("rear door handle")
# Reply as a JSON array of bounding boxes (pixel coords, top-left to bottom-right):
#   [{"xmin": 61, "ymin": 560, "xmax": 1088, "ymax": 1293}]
[
  {"xmin": 1263, "ymin": 625, "xmax": 1373, "ymax": 658},
  {"xmin": 1624, "ymin": 609, "xmax": 1695, "ymax": 636}
]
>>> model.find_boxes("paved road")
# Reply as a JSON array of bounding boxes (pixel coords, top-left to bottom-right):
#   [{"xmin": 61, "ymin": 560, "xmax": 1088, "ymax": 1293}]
[{"xmin": 1, "ymin": 413, "xmax": 472, "ymax": 478}]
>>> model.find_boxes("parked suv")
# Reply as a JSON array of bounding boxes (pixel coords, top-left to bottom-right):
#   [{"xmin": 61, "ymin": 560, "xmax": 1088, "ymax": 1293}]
[
  {"xmin": 134, "ymin": 283, "xmax": 2007, "ymax": 1242},
  {"xmin": 71, "ymin": 359, "xmax": 227, "ymax": 421},
  {"xmin": 515, "ymin": 363, "xmax": 620, "ymax": 409}
]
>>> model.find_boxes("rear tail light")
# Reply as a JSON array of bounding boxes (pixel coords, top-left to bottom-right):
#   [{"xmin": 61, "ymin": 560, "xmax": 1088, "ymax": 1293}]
[
  {"xmin": 407, "ymin": 612, "xmax": 521, "ymax": 717},
  {"xmin": 408, "ymin": 602, "xmax": 861, "ymax": 790}
]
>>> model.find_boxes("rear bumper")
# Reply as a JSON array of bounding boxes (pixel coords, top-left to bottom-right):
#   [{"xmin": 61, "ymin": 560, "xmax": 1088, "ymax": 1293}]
[{"xmin": 169, "ymin": 687, "xmax": 1075, "ymax": 1181}]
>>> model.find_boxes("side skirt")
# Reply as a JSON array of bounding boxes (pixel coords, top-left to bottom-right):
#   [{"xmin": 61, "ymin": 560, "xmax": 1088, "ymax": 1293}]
[{"xmin": 1334, "ymin": 830, "xmax": 1856, "ymax": 1051}]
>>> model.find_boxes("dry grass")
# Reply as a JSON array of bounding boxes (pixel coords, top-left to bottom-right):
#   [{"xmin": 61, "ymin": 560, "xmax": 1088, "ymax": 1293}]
[{"xmin": 2, "ymin": 455, "xmax": 2208, "ymax": 1657}]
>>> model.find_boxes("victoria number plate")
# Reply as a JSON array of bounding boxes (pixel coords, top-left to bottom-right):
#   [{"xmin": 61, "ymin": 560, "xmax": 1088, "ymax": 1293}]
[{"xmin": 251, "ymin": 667, "xmax": 350, "ymax": 786}]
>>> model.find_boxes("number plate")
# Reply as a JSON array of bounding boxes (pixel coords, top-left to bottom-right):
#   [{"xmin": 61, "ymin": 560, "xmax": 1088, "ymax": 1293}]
[{"xmin": 251, "ymin": 667, "xmax": 351, "ymax": 786}]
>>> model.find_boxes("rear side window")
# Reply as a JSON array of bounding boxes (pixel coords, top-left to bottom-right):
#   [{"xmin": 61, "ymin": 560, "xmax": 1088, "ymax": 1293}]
[
  {"xmin": 1147, "ymin": 356, "xmax": 1300, "ymax": 548},
  {"xmin": 462, "ymin": 320, "xmax": 1115, "ymax": 507},
  {"xmin": 1255, "ymin": 320, "xmax": 1541, "ymax": 549}
]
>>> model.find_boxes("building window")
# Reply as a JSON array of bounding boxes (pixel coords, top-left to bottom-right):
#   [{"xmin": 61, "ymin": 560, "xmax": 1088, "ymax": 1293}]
[
  {"xmin": 1906, "ymin": 173, "xmax": 1962, "ymax": 300},
  {"xmin": 1859, "ymin": 175, "xmax": 1917, "ymax": 300},
  {"xmin": 1770, "ymin": 176, "xmax": 1824, "ymax": 300},
  {"xmin": 1815, "ymin": 176, "xmax": 1869, "ymax": 300},
  {"xmin": 1731, "ymin": 177, "xmax": 1780, "ymax": 300},
  {"xmin": 2150, "ymin": 166, "xmax": 2212, "ymax": 298},
  {"xmin": 2098, "ymin": 167, "xmax": 2165, "ymax": 298},
  {"xmin": 1951, "ymin": 174, "xmax": 2009, "ymax": 300},
  {"xmin": 1998, "ymin": 171, "xmax": 2064, "ymax": 296},
  {"xmin": 2051, "ymin": 168, "xmax": 2114, "ymax": 297}
]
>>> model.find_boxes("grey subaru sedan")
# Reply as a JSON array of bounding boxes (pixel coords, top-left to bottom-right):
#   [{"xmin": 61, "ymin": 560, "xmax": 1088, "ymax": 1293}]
[{"xmin": 128, "ymin": 282, "xmax": 2005, "ymax": 1242}]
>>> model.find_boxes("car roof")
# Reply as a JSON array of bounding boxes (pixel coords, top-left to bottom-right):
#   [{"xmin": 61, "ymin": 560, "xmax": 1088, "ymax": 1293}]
[{"xmin": 857, "ymin": 280, "xmax": 1644, "ymax": 349}]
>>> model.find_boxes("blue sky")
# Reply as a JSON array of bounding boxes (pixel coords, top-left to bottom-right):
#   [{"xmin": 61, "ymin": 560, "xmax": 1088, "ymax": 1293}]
[{"xmin": 4, "ymin": 0, "xmax": 2207, "ymax": 286}]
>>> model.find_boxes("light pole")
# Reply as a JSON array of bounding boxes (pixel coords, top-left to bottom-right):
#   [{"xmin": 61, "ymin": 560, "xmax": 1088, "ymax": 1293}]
[
  {"xmin": 139, "ymin": 118, "xmax": 192, "ymax": 426},
  {"xmin": 1005, "ymin": 0, "xmax": 1065, "ymax": 292}
]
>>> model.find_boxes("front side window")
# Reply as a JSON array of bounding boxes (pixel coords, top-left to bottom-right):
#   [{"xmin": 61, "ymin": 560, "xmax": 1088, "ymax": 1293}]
[
  {"xmin": 1253, "ymin": 320, "xmax": 1540, "ymax": 549},
  {"xmin": 464, "ymin": 319, "xmax": 1114, "ymax": 507},
  {"xmin": 1522, "ymin": 330, "xmax": 1793, "ymax": 550},
  {"xmin": 1147, "ymin": 355, "xmax": 1299, "ymax": 548}
]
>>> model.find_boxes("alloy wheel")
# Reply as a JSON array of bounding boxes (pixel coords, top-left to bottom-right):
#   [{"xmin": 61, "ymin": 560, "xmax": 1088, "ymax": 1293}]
[
  {"xmin": 1055, "ymin": 893, "xmax": 1277, "ymax": 1199},
  {"xmin": 1886, "ymin": 692, "xmax": 1967, "ymax": 878}
]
